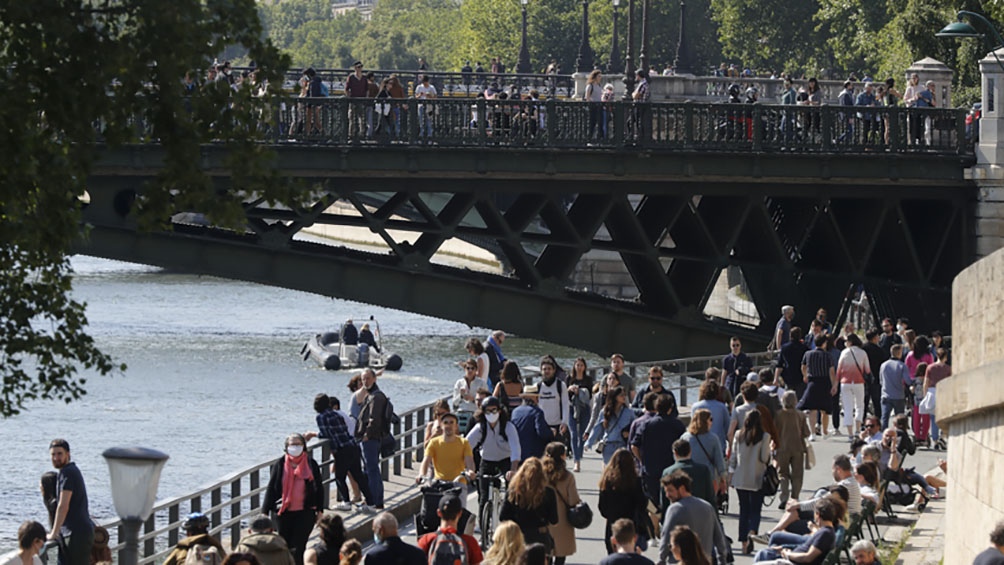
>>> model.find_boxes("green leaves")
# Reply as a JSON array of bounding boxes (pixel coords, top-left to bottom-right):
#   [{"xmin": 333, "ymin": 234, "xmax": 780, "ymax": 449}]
[{"xmin": 0, "ymin": 0, "xmax": 290, "ymax": 417}]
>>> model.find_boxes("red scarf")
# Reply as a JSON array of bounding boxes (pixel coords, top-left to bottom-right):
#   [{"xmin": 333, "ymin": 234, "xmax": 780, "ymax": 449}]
[{"xmin": 279, "ymin": 452, "xmax": 313, "ymax": 514}]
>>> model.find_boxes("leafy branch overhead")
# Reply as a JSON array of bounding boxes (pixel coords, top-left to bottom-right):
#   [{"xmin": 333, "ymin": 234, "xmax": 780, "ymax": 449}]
[{"xmin": 0, "ymin": 0, "xmax": 292, "ymax": 417}]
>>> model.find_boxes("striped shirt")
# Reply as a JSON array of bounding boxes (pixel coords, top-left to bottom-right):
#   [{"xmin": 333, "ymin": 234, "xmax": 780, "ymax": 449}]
[
  {"xmin": 799, "ymin": 476, "xmax": 862, "ymax": 517},
  {"xmin": 801, "ymin": 349, "xmax": 833, "ymax": 381}
]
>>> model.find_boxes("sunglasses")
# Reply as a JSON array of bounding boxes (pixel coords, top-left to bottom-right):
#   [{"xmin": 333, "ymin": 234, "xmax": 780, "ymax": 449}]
[{"xmin": 650, "ymin": 377, "xmax": 663, "ymax": 381}]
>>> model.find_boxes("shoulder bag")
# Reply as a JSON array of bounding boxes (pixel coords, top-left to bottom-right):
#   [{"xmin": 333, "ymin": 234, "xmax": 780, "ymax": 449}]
[
  {"xmin": 804, "ymin": 438, "xmax": 815, "ymax": 470},
  {"xmin": 554, "ymin": 481, "xmax": 593, "ymax": 529},
  {"xmin": 918, "ymin": 389, "xmax": 937, "ymax": 415}
]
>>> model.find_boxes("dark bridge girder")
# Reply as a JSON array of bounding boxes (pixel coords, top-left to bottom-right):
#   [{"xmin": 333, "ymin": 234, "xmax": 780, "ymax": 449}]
[{"xmin": 81, "ymin": 144, "xmax": 977, "ymax": 358}]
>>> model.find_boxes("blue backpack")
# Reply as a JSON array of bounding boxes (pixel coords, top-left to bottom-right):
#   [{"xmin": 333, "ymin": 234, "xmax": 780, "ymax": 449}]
[{"xmin": 319, "ymin": 81, "xmax": 329, "ymax": 97}]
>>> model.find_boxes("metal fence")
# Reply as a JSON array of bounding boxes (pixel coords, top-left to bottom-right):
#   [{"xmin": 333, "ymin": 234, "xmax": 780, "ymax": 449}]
[
  {"xmin": 271, "ymin": 97, "xmax": 971, "ymax": 155},
  {"xmin": 41, "ymin": 398, "xmax": 446, "ymax": 565}
]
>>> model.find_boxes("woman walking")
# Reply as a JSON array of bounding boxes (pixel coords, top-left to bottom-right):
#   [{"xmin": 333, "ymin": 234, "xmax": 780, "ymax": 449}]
[
  {"xmin": 922, "ymin": 347, "xmax": 952, "ymax": 450},
  {"xmin": 598, "ymin": 448, "xmax": 650, "ymax": 554},
  {"xmin": 586, "ymin": 386, "xmax": 636, "ymax": 464},
  {"xmin": 774, "ymin": 391, "xmax": 810, "ymax": 507},
  {"xmin": 499, "ymin": 458, "xmax": 559, "ymax": 554},
  {"xmin": 566, "ymin": 358, "xmax": 593, "ymax": 472},
  {"xmin": 906, "ymin": 336, "xmax": 934, "ymax": 445},
  {"xmin": 542, "ymin": 442, "xmax": 580, "ymax": 565},
  {"xmin": 797, "ymin": 333, "xmax": 836, "ymax": 438},
  {"xmin": 729, "ymin": 411, "xmax": 771, "ymax": 554},
  {"xmin": 262, "ymin": 434, "xmax": 323, "ymax": 565},
  {"xmin": 585, "ymin": 69, "xmax": 605, "ymax": 139},
  {"xmin": 836, "ymin": 334, "xmax": 870, "ymax": 437},
  {"xmin": 680, "ymin": 409, "xmax": 727, "ymax": 498}
]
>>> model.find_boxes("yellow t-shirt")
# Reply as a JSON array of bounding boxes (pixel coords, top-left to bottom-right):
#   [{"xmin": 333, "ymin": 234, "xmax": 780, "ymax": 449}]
[{"xmin": 425, "ymin": 435, "xmax": 473, "ymax": 481}]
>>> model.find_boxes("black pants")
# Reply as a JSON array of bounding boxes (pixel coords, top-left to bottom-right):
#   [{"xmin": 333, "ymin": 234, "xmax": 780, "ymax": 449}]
[
  {"xmin": 865, "ymin": 380, "xmax": 882, "ymax": 419},
  {"xmin": 477, "ymin": 459, "xmax": 511, "ymax": 519},
  {"xmin": 278, "ymin": 509, "xmax": 316, "ymax": 565},
  {"xmin": 335, "ymin": 443, "xmax": 373, "ymax": 506},
  {"xmin": 58, "ymin": 527, "xmax": 93, "ymax": 565}
]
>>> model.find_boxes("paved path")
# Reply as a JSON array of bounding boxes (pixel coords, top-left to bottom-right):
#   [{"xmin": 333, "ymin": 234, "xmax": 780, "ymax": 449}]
[{"xmin": 388, "ymin": 428, "xmax": 944, "ymax": 564}]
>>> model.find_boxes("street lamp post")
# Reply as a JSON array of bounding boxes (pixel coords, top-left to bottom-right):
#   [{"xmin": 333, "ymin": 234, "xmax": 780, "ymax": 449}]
[
  {"xmin": 622, "ymin": 0, "xmax": 635, "ymax": 100},
  {"xmin": 638, "ymin": 0, "xmax": 650, "ymax": 73},
  {"xmin": 575, "ymin": 0, "xmax": 595, "ymax": 72},
  {"xmin": 103, "ymin": 447, "xmax": 169, "ymax": 565},
  {"xmin": 608, "ymin": 0, "xmax": 621, "ymax": 73},
  {"xmin": 937, "ymin": 10, "xmax": 1004, "ymax": 72},
  {"xmin": 517, "ymin": 0, "xmax": 531, "ymax": 74},
  {"xmin": 674, "ymin": 0, "xmax": 693, "ymax": 75}
]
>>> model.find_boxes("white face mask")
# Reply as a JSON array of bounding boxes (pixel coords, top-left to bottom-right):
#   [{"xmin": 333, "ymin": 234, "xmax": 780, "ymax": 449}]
[
  {"xmin": 287, "ymin": 445, "xmax": 304, "ymax": 457},
  {"xmin": 896, "ymin": 324, "xmax": 903, "ymax": 332},
  {"xmin": 485, "ymin": 413, "xmax": 500, "ymax": 424}
]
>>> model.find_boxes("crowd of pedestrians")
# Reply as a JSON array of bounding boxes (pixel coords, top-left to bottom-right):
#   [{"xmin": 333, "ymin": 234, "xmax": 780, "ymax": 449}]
[{"xmin": 16, "ymin": 310, "xmax": 980, "ymax": 565}]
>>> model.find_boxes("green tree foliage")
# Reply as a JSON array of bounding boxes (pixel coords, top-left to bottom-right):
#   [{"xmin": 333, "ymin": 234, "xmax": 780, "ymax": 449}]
[
  {"xmin": 0, "ymin": 0, "xmax": 292, "ymax": 417},
  {"xmin": 710, "ymin": 0, "xmax": 819, "ymax": 73}
]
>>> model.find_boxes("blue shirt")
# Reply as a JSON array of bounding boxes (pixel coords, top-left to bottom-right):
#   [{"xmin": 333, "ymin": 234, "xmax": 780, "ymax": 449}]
[
  {"xmin": 57, "ymin": 462, "xmax": 93, "ymax": 535},
  {"xmin": 691, "ymin": 399, "xmax": 731, "ymax": 452},
  {"xmin": 879, "ymin": 358, "xmax": 913, "ymax": 400},
  {"xmin": 316, "ymin": 408, "xmax": 356, "ymax": 450},
  {"xmin": 775, "ymin": 317, "xmax": 792, "ymax": 348},
  {"xmin": 587, "ymin": 405, "xmax": 635, "ymax": 450},
  {"xmin": 510, "ymin": 404, "xmax": 553, "ymax": 460},
  {"xmin": 631, "ymin": 414, "xmax": 686, "ymax": 476}
]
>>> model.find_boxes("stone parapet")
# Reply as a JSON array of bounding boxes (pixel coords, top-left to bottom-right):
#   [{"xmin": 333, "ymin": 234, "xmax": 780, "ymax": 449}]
[{"xmin": 939, "ymin": 246, "xmax": 1004, "ymax": 564}]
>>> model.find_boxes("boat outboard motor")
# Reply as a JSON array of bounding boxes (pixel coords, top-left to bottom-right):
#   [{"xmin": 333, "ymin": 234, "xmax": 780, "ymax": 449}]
[{"xmin": 357, "ymin": 342, "xmax": 370, "ymax": 366}]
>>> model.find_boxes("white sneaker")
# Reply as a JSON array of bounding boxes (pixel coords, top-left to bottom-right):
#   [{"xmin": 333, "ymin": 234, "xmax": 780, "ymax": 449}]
[
  {"xmin": 333, "ymin": 502, "xmax": 352, "ymax": 511},
  {"xmin": 357, "ymin": 504, "xmax": 376, "ymax": 514},
  {"xmin": 808, "ymin": 434, "xmax": 816, "ymax": 442},
  {"xmin": 904, "ymin": 503, "xmax": 920, "ymax": 513}
]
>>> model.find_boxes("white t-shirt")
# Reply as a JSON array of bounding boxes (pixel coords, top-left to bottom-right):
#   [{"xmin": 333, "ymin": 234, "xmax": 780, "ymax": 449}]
[
  {"xmin": 0, "ymin": 553, "xmax": 43, "ymax": 565},
  {"xmin": 537, "ymin": 378, "xmax": 570, "ymax": 427},
  {"xmin": 415, "ymin": 84, "xmax": 437, "ymax": 100}
]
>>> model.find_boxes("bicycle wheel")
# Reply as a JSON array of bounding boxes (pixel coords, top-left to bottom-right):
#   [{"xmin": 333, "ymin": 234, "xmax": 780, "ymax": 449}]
[{"xmin": 479, "ymin": 498, "xmax": 494, "ymax": 550}]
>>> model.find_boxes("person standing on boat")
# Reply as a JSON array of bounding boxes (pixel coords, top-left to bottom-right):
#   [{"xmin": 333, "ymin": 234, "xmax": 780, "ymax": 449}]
[
  {"xmin": 356, "ymin": 369, "xmax": 389, "ymax": 509},
  {"xmin": 342, "ymin": 320, "xmax": 359, "ymax": 346},
  {"xmin": 359, "ymin": 324, "xmax": 379, "ymax": 353}
]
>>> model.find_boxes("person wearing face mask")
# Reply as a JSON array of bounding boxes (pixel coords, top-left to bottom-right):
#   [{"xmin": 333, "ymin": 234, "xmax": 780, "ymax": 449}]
[
  {"xmin": 2, "ymin": 521, "xmax": 47, "ymax": 565},
  {"xmin": 467, "ymin": 396, "xmax": 522, "ymax": 522},
  {"xmin": 263, "ymin": 434, "xmax": 324, "ymax": 565},
  {"xmin": 362, "ymin": 513, "xmax": 425, "ymax": 565}
]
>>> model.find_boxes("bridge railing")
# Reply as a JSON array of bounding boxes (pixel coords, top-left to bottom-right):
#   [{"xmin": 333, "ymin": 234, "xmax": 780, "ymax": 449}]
[
  {"xmin": 584, "ymin": 350, "xmax": 775, "ymax": 406},
  {"xmin": 40, "ymin": 397, "xmax": 446, "ymax": 565},
  {"xmin": 271, "ymin": 97, "xmax": 970, "ymax": 155}
]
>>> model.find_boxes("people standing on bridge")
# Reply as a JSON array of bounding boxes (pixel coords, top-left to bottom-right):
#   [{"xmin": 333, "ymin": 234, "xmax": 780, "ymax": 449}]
[
  {"xmin": 415, "ymin": 75, "xmax": 437, "ymax": 140},
  {"xmin": 856, "ymin": 80, "xmax": 878, "ymax": 144},
  {"xmin": 467, "ymin": 396, "xmax": 521, "ymax": 517},
  {"xmin": 465, "ymin": 337, "xmax": 490, "ymax": 384},
  {"xmin": 307, "ymin": 393, "xmax": 374, "ymax": 512},
  {"xmin": 798, "ymin": 333, "xmax": 836, "ymax": 439},
  {"xmin": 163, "ymin": 513, "xmax": 227, "ymax": 565},
  {"xmin": 262, "ymin": 434, "xmax": 323, "ymax": 565},
  {"xmin": 723, "ymin": 337, "xmax": 754, "ymax": 399},
  {"xmin": 235, "ymin": 515, "xmax": 295, "ymax": 565},
  {"xmin": 566, "ymin": 358, "xmax": 593, "ymax": 472},
  {"xmin": 484, "ymin": 331, "xmax": 507, "ymax": 390},
  {"xmin": 356, "ymin": 368, "xmax": 389, "ymax": 509},
  {"xmin": 499, "ymin": 458, "xmax": 559, "ymax": 555},
  {"xmin": 585, "ymin": 69, "xmax": 605, "ymax": 140},
  {"xmin": 304, "ymin": 68, "xmax": 323, "ymax": 137},
  {"xmin": 305, "ymin": 514, "xmax": 346, "ymax": 565},
  {"xmin": 46, "ymin": 439, "xmax": 93, "ymax": 565},
  {"xmin": 632, "ymin": 394, "xmax": 686, "ymax": 505},
  {"xmin": 511, "ymin": 385, "xmax": 554, "ymax": 460},
  {"xmin": 632, "ymin": 366, "xmax": 679, "ymax": 418},
  {"xmin": 345, "ymin": 62, "xmax": 368, "ymax": 139},
  {"xmin": 772, "ymin": 306, "xmax": 795, "ymax": 353},
  {"xmin": 363, "ymin": 513, "xmax": 424, "ymax": 565},
  {"xmin": 537, "ymin": 357, "xmax": 571, "ymax": 446},
  {"xmin": 729, "ymin": 410, "xmax": 771, "ymax": 555},
  {"xmin": 631, "ymin": 69, "xmax": 651, "ymax": 144},
  {"xmin": 542, "ymin": 442, "xmax": 580, "ymax": 565},
  {"xmin": 658, "ymin": 471, "xmax": 727, "ymax": 565},
  {"xmin": 599, "ymin": 449, "xmax": 650, "ymax": 554},
  {"xmin": 587, "ymin": 386, "xmax": 636, "ymax": 464}
]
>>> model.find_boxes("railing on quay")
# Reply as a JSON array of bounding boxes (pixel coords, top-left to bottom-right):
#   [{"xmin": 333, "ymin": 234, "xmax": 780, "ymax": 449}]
[
  {"xmin": 268, "ymin": 97, "xmax": 972, "ymax": 156},
  {"xmin": 40, "ymin": 397, "xmax": 447, "ymax": 565}
]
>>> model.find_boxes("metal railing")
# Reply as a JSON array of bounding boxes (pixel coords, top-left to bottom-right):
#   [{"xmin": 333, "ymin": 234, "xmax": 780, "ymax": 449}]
[
  {"xmin": 266, "ymin": 98, "xmax": 970, "ymax": 155},
  {"xmin": 40, "ymin": 397, "xmax": 447, "ymax": 565}
]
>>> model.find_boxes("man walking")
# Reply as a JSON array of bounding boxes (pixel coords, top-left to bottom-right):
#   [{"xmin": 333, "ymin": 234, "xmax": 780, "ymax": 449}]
[
  {"xmin": 659, "ymin": 471, "xmax": 728, "ymax": 565},
  {"xmin": 47, "ymin": 439, "xmax": 94, "ymax": 565}
]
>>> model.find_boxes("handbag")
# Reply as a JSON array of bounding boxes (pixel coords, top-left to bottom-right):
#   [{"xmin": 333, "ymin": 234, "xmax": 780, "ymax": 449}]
[
  {"xmin": 918, "ymin": 389, "xmax": 937, "ymax": 415},
  {"xmin": 593, "ymin": 439, "xmax": 606, "ymax": 454},
  {"xmin": 555, "ymin": 485, "xmax": 593, "ymax": 529},
  {"xmin": 760, "ymin": 463, "xmax": 780, "ymax": 497},
  {"xmin": 804, "ymin": 439, "xmax": 815, "ymax": 470}
]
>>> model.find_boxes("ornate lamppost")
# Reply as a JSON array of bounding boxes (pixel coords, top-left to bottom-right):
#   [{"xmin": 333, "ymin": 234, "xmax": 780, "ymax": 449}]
[
  {"xmin": 104, "ymin": 447, "xmax": 169, "ymax": 565},
  {"xmin": 517, "ymin": 0, "xmax": 531, "ymax": 74},
  {"xmin": 575, "ymin": 0, "xmax": 595, "ymax": 72},
  {"xmin": 608, "ymin": 0, "xmax": 621, "ymax": 73},
  {"xmin": 622, "ymin": 0, "xmax": 635, "ymax": 99},
  {"xmin": 674, "ymin": 0, "xmax": 693, "ymax": 74},
  {"xmin": 638, "ymin": 0, "xmax": 650, "ymax": 73}
]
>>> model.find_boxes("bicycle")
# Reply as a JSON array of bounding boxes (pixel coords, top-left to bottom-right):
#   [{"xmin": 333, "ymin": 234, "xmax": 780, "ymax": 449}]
[
  {"xmin": 478, "ymin": 472, "xmax": 508, "ymax": 550},
  {"xmin": 415, "ymin": 473, "xmax": 474, "ymax": 536}
]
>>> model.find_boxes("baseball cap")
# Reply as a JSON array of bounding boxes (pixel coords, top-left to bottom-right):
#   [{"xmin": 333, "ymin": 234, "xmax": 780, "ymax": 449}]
[{"xmin": 439, "ymin": 494, "xmax": 463, "ymax": 516}]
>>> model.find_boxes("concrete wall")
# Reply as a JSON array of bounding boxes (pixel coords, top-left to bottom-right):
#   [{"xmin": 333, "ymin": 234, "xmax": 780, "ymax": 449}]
[{"xmin": 938, "ymin": 246, "xmax": 1004, "ymax": 564}]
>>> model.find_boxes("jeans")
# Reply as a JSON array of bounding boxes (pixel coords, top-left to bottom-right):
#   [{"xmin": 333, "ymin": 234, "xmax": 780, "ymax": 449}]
[
  {"xmin": 419, "ymin": 109, "xmax": 434, "ymax": 138},
  {"xmin": 334, "ymin": 443, "xmax": 373, "ymax": 506},
  {"xmin": 881, "ymin": 398, "xmax": 906, "ymax": 430},
  {"xmin": 569, "ymin": 408, "xmax": 590, "ymax": 462},
  {"xmin": 737, "ymin": 489, "xmax": 765, "ymax": 541},
  {"xmin": 360, "ymin": 439, "xmax": 384, "ymax": 506}
]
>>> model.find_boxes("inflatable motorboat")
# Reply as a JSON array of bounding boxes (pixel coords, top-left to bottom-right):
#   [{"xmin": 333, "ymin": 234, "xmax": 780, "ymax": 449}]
[{"xmin": 301, "ymin": 317, "xmax": 403, "ymax": 371}]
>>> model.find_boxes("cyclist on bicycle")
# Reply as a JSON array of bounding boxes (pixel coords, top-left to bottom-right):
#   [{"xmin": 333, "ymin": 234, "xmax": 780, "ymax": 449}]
[
  {"xmin": 417, "ymin": 412, "xmax": 476, "ymax": 500},
  {"xmin": 466, "ymin": 397, "xmax": 521, "ymax": 519}
]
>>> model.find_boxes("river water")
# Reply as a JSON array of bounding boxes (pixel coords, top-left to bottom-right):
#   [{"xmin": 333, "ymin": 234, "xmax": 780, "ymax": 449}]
[{"xmin": 0, "ymin": 256, "xmax": 601, "ymax": 550}]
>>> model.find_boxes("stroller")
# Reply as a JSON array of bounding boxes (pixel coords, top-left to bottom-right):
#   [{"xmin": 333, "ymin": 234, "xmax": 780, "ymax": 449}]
[{"xmin": 415, "ymin": 479, "xmax": 474, "ymax": 536}]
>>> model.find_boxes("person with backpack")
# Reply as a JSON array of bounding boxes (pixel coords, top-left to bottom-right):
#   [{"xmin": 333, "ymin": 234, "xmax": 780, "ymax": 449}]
[
  {"xmin": 356, "ymin": 369, "xmax": 389, "ymax": 509},
  {"xmin": 466, "ymin": 396, "xmax": 521, "ymax": 523},
  {"xmin": 235, "ymin": 516, "xmax": 295, "ymax": 565},
  {"xmin": 417, "ymin": 495, "xmax": 484, "ymax": 565},
  {"xmin": 262, "ymin": 435, "xmax": 324, "ymax": 565},
  {"xmin": 163, "ymin": 512, "xmax": 227, "ymax": 565},
  {"xmin": 536, "ymin": 358, "xmax": 571, "ymax": 447}
]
